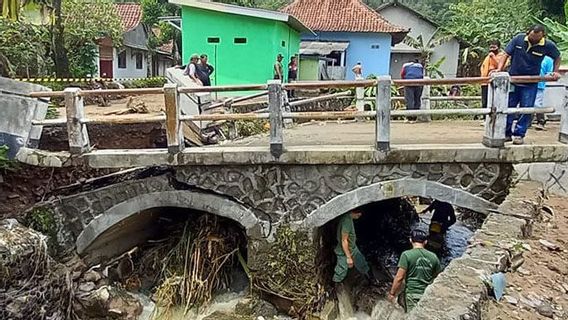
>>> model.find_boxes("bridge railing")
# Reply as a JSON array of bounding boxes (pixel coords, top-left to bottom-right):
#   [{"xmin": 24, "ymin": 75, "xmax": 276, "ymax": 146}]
[{"xmin": 27, "ymin": 73, "xmax": 567, "ymax": 158}]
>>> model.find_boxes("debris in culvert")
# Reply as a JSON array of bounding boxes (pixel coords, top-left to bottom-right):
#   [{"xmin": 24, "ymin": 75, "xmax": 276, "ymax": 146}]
[
  {"xmin": 0, "ymin": 219, "xmax": 73, "ymax": 320},
  {"xmin": 139, "ymin": 215, "xmax": 246, "ymax": 319}
]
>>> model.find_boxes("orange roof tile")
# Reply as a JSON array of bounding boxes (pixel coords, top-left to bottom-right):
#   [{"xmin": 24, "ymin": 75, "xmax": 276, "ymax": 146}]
[
  {"xmin": 281, "ymin": 0, "xmax": 407, "ymax": 34},
  {"xmin": 115, "ymin": 3, "xmax": 142, "ymax": 32}
]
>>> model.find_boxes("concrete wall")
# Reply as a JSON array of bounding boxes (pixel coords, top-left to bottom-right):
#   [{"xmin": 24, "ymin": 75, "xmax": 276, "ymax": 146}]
[
  {"xmin": 379, "ymin": 5, "xmax": 460, "ymax": 78},
  {"xmin": 301, "ymin": 31, "xmax": 392, "ymax": 80},
  {"xmin": 0, "ymin": 78, "xmax": 49, "ymax": 158},
  {"xmin": 181, "ymin": 6, "xmax": 300, "ymax": 84},
  {"xmin": 113, "ymin": 46, "xmax": 148, "ymax": 79}
]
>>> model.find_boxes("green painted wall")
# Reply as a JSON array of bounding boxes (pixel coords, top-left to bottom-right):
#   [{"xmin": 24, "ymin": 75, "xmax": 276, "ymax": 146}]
[
  {"xmin": 181, "ymin": 7, "xmax": 300, "ymax": 85},
  {"xmin": 299, "ymin": 58, "xmax": 319, "ymax": 81}
]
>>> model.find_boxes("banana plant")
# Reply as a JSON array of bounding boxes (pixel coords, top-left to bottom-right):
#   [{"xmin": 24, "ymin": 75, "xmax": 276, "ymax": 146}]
[{"xmin": 1, "ymin": 0, "xmax": 51, "ymax": 23}]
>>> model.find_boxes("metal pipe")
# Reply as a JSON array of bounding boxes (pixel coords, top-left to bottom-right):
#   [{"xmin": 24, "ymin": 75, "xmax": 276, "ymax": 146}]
[
  {"xmin": 178, "ymin": 84, "xmax": 267, "ymax": 93},
  {"xmin": 391, "ymin": 109, "xmax": 490, "ymax": 116},
  {"xmin": 289, "ymin": 91, "xmax": 351, "ymax": 107},
  {"xmin": 504, "ymin": 107, "xmax": 555, "ymax": 114},
  {"xmin": 180, "ymin": 113, "xmax": 270, "ymax": 121},
  {"xmin": 283, "ymin": 80, "xmax": 376, "ymax": 89},
  {"xmin": 283, "ymin": 111, "xmax": 375, "ymax": 119},
  {"xmin": 79, "ymin": 88, "xmax": 164, "ymax": 96}
]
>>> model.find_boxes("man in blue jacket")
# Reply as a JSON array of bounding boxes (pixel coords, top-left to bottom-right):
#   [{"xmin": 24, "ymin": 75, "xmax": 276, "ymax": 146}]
[
  {"xmin": 496, "ymin": 25, "xmax": 561, "ymax": 145},
  {"xmin": 401, "ymin": 59, "xmax": 425, "ymax": 122}
]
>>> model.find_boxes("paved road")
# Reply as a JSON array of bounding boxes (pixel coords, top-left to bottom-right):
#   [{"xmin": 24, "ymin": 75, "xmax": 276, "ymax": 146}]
[{"xmin": 224, "ymin": 120, "xmax": 561, "ymax": 147}]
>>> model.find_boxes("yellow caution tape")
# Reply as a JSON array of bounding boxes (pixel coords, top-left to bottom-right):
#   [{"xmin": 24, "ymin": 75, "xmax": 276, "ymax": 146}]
[{"xmin": 13, "ymin": 77, "xmax": 165, "ymax": 82}]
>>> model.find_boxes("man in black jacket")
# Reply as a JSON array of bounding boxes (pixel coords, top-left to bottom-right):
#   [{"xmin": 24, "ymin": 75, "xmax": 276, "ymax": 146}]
[{"xmin": 196, "ymin": 54, "xmax": 215, "ymax": 86}]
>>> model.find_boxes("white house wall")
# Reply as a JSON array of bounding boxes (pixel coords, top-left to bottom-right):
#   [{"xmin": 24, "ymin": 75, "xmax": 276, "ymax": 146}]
[
  {"xmin": 379, "ymin": 6, "xmax": 459, "ymax": 78},
  {"xmin": 113, "ymin": 47, "xmax": 148, "ymax": 79}
]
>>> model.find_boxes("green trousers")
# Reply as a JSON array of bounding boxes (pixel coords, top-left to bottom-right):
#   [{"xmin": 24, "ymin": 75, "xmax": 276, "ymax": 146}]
[
  {"xmin": 332, "ymin": 248, "xmax": 370, "ymax": 283},
  {"xmin": 405, "ymin": 293, "xmax": 423, "ymax": 312}
]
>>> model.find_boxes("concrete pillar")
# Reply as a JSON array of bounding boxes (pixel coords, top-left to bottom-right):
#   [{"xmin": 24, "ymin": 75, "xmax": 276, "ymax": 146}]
[
  {"xmin": 268, "ymin": 80, "xmax": 284, "ymax": 158},
  {"xmin": 560, "ymin": 85, "xmax": 568, "ymax": 144},
  {"xmin": 483, "ymin": 72, "xmax": 509, "ymax": 148},
  {"xmin": 376, "ymin": 76, "xmax": 391, "ymax": 152}
]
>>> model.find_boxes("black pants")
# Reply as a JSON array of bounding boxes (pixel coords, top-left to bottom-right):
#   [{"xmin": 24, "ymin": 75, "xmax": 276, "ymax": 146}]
[
  {"xmin": 287, "ymin": 77, "xmax": 296, "ymax": 98},
  {"xmin": 404, "ymin": 86, "xmax": 423, "ymax": 121},
  {"xmin": 481, "ymin": 85, "xmax": 489, "ymax": 108}
]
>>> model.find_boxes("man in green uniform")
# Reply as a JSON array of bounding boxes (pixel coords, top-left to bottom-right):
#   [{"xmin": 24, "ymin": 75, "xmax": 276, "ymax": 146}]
[
  {"xmin": 388, "ymin": 229, "xmax": 441, "ymax": 312},
  {"xmin": 332, "ymin": 210, "xmax": 372, "ymax": 283}
]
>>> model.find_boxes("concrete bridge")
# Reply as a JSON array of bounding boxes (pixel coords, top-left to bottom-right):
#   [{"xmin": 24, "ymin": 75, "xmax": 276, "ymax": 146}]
[{"xmin": 16, "ymin": 74, "xmax": 568, "ymax": 255}]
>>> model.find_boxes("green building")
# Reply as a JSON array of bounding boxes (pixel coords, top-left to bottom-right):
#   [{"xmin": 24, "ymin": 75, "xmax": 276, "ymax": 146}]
[{"xmin": 170, "ymin": 0, "xmax": 313, "ymax": 85}]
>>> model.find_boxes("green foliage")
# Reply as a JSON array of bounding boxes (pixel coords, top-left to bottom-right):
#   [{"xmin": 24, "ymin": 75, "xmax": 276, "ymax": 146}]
[
  {"xmin": 0, "ymin": 145, "xmax": 16, "ymax": 170},
  {"xmin": 0, "ymin": 17, "xmax": 50, "ymax": 77},
  {"xmin": 539, "ymin": 17, "xmax": 568, "ymax": 61},
  {"xmin": 122, "ymin": 77, "xmax": 167, "ymax": 88},
  {"xmin": 446, "ymin": 0, "xmax": 536, "ymax": 76},
  {"xmin": 24, "ymin": 207, "xmax": 59, "ymax": 251},
  {"xmin": 235, "ymin": 119, "xmax": 269, "ymax": 137},
  {"xmin": 214, "ymin": 0, "xmax": 289, "ymax": 10},
  {"xmin": 46, "ymin": 103, "xmax": 59, "ymax": 119},
  {"xmin": 62, "ymin": 0, "xmax": 123, "ymax": 77}
]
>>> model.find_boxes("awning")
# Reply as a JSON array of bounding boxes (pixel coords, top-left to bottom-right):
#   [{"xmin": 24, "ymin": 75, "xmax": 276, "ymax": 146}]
[
  {"xmin": 300, "ymin": 41, "xmax": 350, "ymax": 56},
  {"xmin": 391, "ymin": 43, "xmax": 421, "ymax": 54}
]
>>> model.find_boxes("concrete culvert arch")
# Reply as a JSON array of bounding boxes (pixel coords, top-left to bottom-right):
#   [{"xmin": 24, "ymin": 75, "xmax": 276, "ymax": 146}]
[
  {"xmin": 76, "ymin": 190, "xmax": 260, "ymax": 257},
  {"xmin": 302, "ymin": 178, "xmax": 497, "ymax": 229}
]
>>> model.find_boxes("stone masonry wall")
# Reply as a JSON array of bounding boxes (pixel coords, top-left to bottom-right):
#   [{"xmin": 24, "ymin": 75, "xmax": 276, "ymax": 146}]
[
  {"xmin": 176, "ymin": 163, "xmax": 513, "ymax": 223},
  {"xmin": 407, "ymin": 181, "xmax": 543, "ymax": 320}
]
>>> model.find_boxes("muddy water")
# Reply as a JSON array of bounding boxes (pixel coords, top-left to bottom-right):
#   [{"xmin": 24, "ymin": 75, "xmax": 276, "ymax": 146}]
[{"xmin": 348, "ymin": 211, "xmax": 476, "ymax": 320}]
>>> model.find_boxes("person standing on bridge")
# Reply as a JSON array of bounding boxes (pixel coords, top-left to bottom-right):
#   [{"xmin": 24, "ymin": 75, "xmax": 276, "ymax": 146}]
[
  {"xmin": 388, "ymin": 229, "xmax": 441, "ymax": 312},
  {"xmin": 287, "ymin": 56, "xmax": 298, "ymax": 98},
  {"xmin": 274, "ymin": 54, "xmax": 284, "ymax": 80},
  {"xmin": 184, "ymin": 54, "xmax": 203, "ymax": 86},
  {"xmin": 333, "ymin": 210, "xmax": 374, "ymax": 285},
  {"xmin": 196, "ymin": 54, "xmax": 215, "ymax": 87},
  {"xmin": 401, "ymin": 59, "xmax": 424, "ymax": 122},
  {"xmin": 481, "ymin": 40, "xmax": 506, "ymax": 109},
  {"xmin": 495, "ymin": 24, "xmax": 561, "ymax": 145}
]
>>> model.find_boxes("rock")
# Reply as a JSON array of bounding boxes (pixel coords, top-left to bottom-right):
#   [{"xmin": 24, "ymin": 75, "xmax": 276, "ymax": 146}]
[
  {"xmin": 235, "ymin": 299, "xmax": 277, "ymax": 317},
  {"xmin": 536, "ymin": 302, "xmax": 555, "ymax": 318},
  {"xmin": 79, "ymin": 282, "xmax": 96, "ymax": 292},
  {"xmin": 83, "ymin": 270, "xmax": 103, "ymax": 282},
  {"xmin": 504, "ymin": 295, "xmax": 519, "ymax": 305},
  {"xmin": 517, "ymin": 267, "xmax": 530, "ymax": 276},
  {"xmin": 539, "ymin": 239, "xmax": 561, "ymax": 251},
  {"xmin": 76, "ymin": 285, "xmax": 142, "ymax": 320},
  {"xmin": 562, "ymin": 283, "xmax": 568, "ymax": 293}
]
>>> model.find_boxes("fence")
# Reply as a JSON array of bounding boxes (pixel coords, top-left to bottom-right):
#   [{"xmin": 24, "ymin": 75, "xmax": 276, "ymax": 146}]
[{"xmin": 28, "ymin": 73, "xmax": 567, "ymax": 158}]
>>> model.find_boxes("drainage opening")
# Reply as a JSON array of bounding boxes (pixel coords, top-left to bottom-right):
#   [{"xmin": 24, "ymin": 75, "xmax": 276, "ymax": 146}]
[
  {"xmin": 83, "ymin": 207, "xmax": 249, "ymax": 318},
  {"xmin": 316, "ymin": 197, "xmax": 482, "ymax": 316}
]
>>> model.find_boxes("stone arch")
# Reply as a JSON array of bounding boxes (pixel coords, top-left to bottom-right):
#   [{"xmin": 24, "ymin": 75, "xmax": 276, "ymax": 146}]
[
  {"xmin": 301, "ymin": 178, "xmax": 498, "ymax": 228},
  {"xmin": 76, "ymin": 190, "xmax": 260, "ymax": 254}
]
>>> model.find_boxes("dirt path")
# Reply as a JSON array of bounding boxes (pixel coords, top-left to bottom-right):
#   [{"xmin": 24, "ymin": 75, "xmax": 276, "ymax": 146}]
[
  {"xmin": 483, "ymin": 194, "xmax": 568, "ymax": 320},
  {"xmin": 224, "ymin": 120, "xmax": 561, "ymax": 147}
]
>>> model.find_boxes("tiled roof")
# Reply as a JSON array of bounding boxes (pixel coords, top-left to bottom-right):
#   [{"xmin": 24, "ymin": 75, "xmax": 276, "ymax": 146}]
[
  {"xmin": 281, "ymin": 0, "xmax": 408, "ymax": 34},
  {"xmin": 115, "ymin": 3, "xmax": 142, "ymax": 32},
  {"xmin": 152, "ymin": 27, "xmax": 174, "ymax": 54}
]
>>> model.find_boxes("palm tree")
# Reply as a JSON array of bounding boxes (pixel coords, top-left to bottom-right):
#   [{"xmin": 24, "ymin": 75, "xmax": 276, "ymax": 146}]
[{"xmin": 403, "ymin": 29, "xmax": 452, "ymax": 78}]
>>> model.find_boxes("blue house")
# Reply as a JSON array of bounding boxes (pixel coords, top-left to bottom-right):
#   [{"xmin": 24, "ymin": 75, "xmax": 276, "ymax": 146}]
[{"xmin": 282, "ymin": 0, "xmax": 408, "ymax": 80}]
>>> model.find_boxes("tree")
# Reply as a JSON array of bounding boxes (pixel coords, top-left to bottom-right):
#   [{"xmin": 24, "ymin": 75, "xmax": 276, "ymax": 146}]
[
  {"xmin": 445, "ymin": 0, "xmax": 536, "ymax": 76},
  {"xmin": 403, "ymin": 30, "xmax": 451, "ymax": 78},
  {"xmin": 61, "ymin": 0, "xmax": 122, "ymax": 77}
]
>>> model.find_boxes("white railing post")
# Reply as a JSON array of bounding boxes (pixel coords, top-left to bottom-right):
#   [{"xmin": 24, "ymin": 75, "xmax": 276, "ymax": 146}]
[
  {"xmin": 356, "ymin": 81, "xmax": 365, "ymax": 112},
  {"xmin": 482, "ymin": 72, "xmax": 509, "ymax": 148},
  {"xmin": 64, "ymin": 87, "xmax": 90, "ymax": 154},
  {"xmin": 560, "ymin": 85, "xmax": 568, "ymax": 144},
  {"xmin": 268, "ymin": 80, "xmax": 284, "ymax": 158},
  {"xmin": 376, "ymin": 76, "xmax": 391, "ymax": 152},
  {"xmin": 164, "ymin": 83, "xmax": 184, "ymax": 153},
  {"xmin": 419, "ymin": 76, "xmax": 431, "ymax": 122}
]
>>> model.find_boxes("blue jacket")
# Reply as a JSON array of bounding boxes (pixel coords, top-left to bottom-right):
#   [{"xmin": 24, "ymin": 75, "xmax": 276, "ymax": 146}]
[
  {"xmin": 538, "ymin": 56, "xmax": 554, "ymax": 90},
  {"xmin": 401, "ymin": 62, "xmax": 424, "ymax": 80}
]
